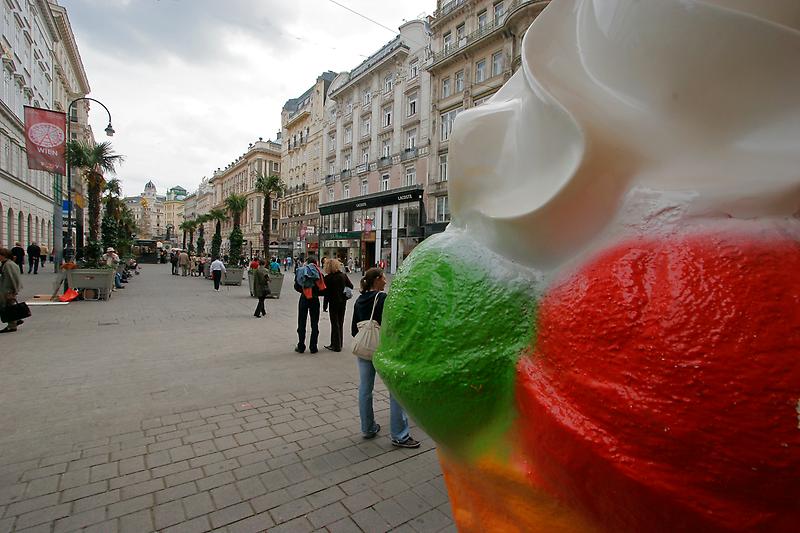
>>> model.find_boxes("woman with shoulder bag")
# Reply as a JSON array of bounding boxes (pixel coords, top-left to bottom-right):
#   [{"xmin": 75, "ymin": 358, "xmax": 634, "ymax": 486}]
[
  {"xmin": 323, "ymin": 259, "xmax": 353, "ymax": 352},
  {"xmin": 351, "ymin": 268, "xmax": 420, "ymax": 448},
  {"xmin": 0, "ymin": 247, "xmax": 25, "ymax": 333},
  {"xmin": 253, "ymin": 259, "xmax": 270, "ymax": 318}
]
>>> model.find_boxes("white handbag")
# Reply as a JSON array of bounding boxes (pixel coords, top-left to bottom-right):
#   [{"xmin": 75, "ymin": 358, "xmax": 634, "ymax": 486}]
[{"xmin": 352, "ymin": 293, "xmax": 381, "ymax": 360}]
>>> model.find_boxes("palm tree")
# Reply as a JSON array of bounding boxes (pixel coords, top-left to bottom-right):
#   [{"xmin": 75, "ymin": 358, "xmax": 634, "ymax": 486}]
[
  {"xmin": 206, "ymin": 208, "xmax": 228, "ymax": 259},
  {"xmin": 224, "ymin": 194, "xmax": 247, "ymax": 264},
  {"xmin": 101, "ymin": 178, "xmax": 123, "ymax": 252},
  {"xmin": 254, "ymin": 172, "xmax": 285, "ymax": 260},
  {"xmin": 179, "ymin": 220, "xmax": 194, "ymax": 250},
  {"xmin": 195, "ymin": 214, "xmax": 210, "ymax": 255},
  {"xmin": 66, "ymin": 141, "xmax": 124, "ymax": 266}
]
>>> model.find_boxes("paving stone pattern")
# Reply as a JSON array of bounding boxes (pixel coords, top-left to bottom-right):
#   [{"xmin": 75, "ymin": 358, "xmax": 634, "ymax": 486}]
[{"xmin": 0, "ymin": 383, "xmax": 455, "ymax": 532}]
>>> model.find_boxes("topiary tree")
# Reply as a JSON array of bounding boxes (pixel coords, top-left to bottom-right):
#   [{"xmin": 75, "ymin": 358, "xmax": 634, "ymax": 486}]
[
  {"xmin": 224, "ymin": 194, "xmax": 247, "ymax": 265},
  {"xmin": 207, "ymin": 208, "xmax": 228, "ymax": 259}
]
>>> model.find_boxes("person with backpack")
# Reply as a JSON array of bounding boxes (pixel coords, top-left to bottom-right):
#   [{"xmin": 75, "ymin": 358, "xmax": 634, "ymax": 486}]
[
  {"xmin": 351, "ymin": 268, "xmax": 419, "ymax": 448},
  {"xmin": 294, "ymin": 255, "xmax": 325, "ymax": 353}
]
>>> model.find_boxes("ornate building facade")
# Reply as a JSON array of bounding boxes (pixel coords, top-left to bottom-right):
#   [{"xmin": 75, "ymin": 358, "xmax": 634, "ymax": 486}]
[
  {"xmin": 425, "ymin": 0, "xmax": 549, "ymax": 234},
  {"xmin": 208, "ymin": 138, "xmax": 282, "ymax": 258},
  {"xmin": 278, "ymin": 71, "xmax": 336, "ymax": 258},
  {"xmin": 124, "ymin": 180, "xmax": 165, "ymax": 240},
  {"xmin": 318, "ymin": 21, "xmax": 431, "ymax": 273},
  {"xmin": 0, "ymin": 0, "xmax": 89, "ymax": 260}
]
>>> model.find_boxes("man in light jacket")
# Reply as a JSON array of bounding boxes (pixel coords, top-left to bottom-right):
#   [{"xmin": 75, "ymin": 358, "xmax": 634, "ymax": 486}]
[{"xmin": 0, "ymin": 247, "xmax": 23, "ymax": 333}]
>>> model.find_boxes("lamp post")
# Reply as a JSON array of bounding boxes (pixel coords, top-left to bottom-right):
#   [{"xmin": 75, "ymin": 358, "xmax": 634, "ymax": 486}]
[{"xmin": 64, "ymin": 97, "xmax": 115, "ymax": 263}]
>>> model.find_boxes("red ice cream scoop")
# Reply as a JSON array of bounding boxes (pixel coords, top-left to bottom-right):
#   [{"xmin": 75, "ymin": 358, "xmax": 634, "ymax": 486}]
[{"xmin": 517, "ymin": 227, "xmax": 800, "ymax": 532}]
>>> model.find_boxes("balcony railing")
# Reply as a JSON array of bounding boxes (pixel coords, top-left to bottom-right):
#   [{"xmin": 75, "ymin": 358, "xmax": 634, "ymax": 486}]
[
  {"xmin": 356, "ymin": 163, "xmax": 368, "ymax": 175},
  {"xmin": 378, "ymin": 156, "xmax": 392, "ymax": 168},
  {"xmin": 341, "ymin": 169, "xmax": 352, "ymax": 179},
  {"xmin": 428, "ymin": 179, "xmax": 449, "ymax": 194},
  {"xmin": 324, "ymin": 175, "xmax": 336, "ymax": 185},
  {"xmin": 435, "ymin": 0, "xmax": 467, "ymax": 19},
  {"xmin": 401, "ymin": 148, "xmax": 418, "ymax": 161},
  {"xmin": 431, "ymin": 0, "xmax": 540, "ymax": 65}
]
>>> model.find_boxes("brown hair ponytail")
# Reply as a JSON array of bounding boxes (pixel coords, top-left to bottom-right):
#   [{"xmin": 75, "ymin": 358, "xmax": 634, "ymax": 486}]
[{"xmin": 360, "ymin": 267, "xmax": 384, "ymax": 293}]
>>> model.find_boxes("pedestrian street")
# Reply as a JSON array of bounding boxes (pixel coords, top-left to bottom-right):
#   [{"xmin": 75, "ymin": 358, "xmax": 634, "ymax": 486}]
[{"xmin": 0, "ymin": 265, "xmax": 453, "ymax": 532}]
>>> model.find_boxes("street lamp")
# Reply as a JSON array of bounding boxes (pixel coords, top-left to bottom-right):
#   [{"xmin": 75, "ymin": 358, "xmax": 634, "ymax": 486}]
[{"xmin": 64, "ymin": 97, "xmax": 115, "ymax": 263}]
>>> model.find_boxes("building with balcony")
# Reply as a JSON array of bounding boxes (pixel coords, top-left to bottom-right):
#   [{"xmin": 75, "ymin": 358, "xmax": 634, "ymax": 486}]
[
  {"xmin": 279, "ymin": 71, "xmax": 336, "ymax": 259},
  {"xmin": 1, "ymin": 0, "xmax": 89, "ymax": 259},
  {"xmin": 123, "ymin": 180, "xmax": 166, "ymax": 240},
  {"xmin": 163, "ymin": 186, "xmax": 186, "ymax": 243},
  {"xmin": 318, "ymin": 20, "xmax": 431, "ymax": 273},
  {"xmin": 209, "ymin": 137, "xmax": 282, "ymax": 259},
  {"xmin": 425, "ymin": 0, "xmax": 549, "ymax": 234}
]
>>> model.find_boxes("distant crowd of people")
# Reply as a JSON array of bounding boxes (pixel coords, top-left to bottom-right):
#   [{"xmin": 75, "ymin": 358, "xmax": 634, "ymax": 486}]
[{"xmin": 9, "ymin": 241, "xmax": 50, "ymax": 275}]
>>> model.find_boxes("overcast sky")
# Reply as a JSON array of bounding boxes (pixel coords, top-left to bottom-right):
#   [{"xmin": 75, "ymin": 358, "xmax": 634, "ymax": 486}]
[{"xmin": 62, "ymin": 0, "xmax": 431, "ymax": 198}]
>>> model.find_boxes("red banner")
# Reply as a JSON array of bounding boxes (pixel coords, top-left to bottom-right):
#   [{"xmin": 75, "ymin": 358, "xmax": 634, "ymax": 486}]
[{"xmin": 24, "ymin": 106, "xmax": 67, "ymax": 174}]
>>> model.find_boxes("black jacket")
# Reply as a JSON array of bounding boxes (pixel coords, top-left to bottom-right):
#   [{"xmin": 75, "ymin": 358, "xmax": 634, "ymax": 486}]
[
  {"xmin": 351, "ymin": 291, "xmax": 386, "ymax": 337},
  {"xmin": 323, "ymin": 271, "xmax": 353, "ymax": 306},
  {"xmin": 11, "ymin": 246, "xmax": 24, "ymax": 263},
  {"xmin": 27, "ymin": 244, "xmax": 40, "ymax": 258}
]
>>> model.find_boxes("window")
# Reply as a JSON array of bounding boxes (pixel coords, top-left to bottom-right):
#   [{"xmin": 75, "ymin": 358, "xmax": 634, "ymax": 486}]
[
  {"xmin": 381, "ymin": 138, "xmax": 391, "ymax": 158},
  {"xmin": 344, "ymin": 126, "xmax": 352, "ymax": 144},
  {"xmin": 476, "ymin": 60, "xmax": 487, "ymax": 83},
  {"xmin": 345, "ymin": 101, "xmax": 353, "ymax": 115},
  {"xmin": 381, "ymin": 174, "xmax": 390, "ymax": 191},
  {"xmin": 344, "ymin": 184, "xmax": 350, "ymax": 198},
  {"xmin": 382, "ymin": 105, "xmax": 392, "ymax": 127},
  {"xmin": 407, "ymin": 91, "xmax": 417, "ymax": 117},
  {"xmin": 343, "ymin": 152, "xmax": 351, "ymax": 170},
  {"xmin": 361, "ymin": 146, "xmax": 369, "ymax": 164},
  {"xmin": 478, "ymin": 9, "xmax": 488, "ymax": 29},
  {"xmin": 362, "ymin": 117, "xmax": 370, "ymax": 136},
  {"xmin": 328, "ymin": 187, "xmax": 334, "ymax": 202},
  {"xmin": 409, "ymin": 60, "xmax": 419, "ymax": 79},
  {"xmin": 405, "ymin": 167, "xmax": 416, "ymax": 187},
  {"xmin": 443, "ymin": 31, "xmax": 452, "ymax": 51},
  {"xmin": 456, "ymin": 23, "xmax": 466, "ymax": 45},
  {"xmin": 494, "ymin": 1, "xmax": 505, "ymax": 22},
  {"xmin": 442, "ymin": 77, "xmax": 451, "ymax": 98},
  {"xmin": 440, "ymin": 108, "xmax": 461, "ymax": 142},
  {"xmin": 273, "ymin": 199, "xmax": 278, "ymax": 210},
  {"xmin": 384, "ymin": 74, "xmax": 393, "ymax": 93},
  {"xmin": 455, "ymin": 70, "xmax": 464, "ymax": 92},
  {"xmin": 361, "ymin": 179, "xmax": 368, "ymax": 195},
  {"xmin": 363, "ymin": 90, "xmax": 371, "ymax": 106},
  {"xmin": 439, "ymin": 154, "xmax": 449, "ymax": 181},
  {"xmin": 328, "ymin": 133, "xmax": 335, "ymax": 152},
  {"xmin": 406, "ymin": 128, "xmax": 417, "ymax": 150},
  {"xmin": 436, "ymin": 195, "xmax": 450, "ymax": 222},
  {"xmin": 492, "ymin": 51, "xmax": 504, "ymax": 77}
]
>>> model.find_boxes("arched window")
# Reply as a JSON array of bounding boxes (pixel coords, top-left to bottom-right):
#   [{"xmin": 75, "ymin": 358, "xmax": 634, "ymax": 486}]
[
  {"xmin": 27, "ymin": 213, "xmax": 32, "ymax": 244},
  {"xmin": 6, "ymin": 208, "xmax": 12, "ymax": 247},
  {"xmin": 34, "ymin": 216, "xmax": 39, "ymax": 244},
  {"xmin": 17, "ymin": 212, "xmax": 23, "ymax": 243}
]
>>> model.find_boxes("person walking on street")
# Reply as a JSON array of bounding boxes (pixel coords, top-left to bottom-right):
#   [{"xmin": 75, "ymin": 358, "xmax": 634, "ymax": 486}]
[
  {"xmin": 253, "ymin": 259, "xmax": 270, "ymax": 317},
  {"xmin": 170, "ymin": 252, "xmax": 179, "ymax": 275},
  {"xmin": 11, "ymin": 242, "xmax": 24, "ymax": 273},
  {"xmin": 39, "ymin": 244, "xmax": 48, "ymax": 267},
  {"xmin": 0, "ymin": 247, "xmax": 23, "ymax": 333},
  {"xmin": 26, "ymin": 242, "xmax": 41, "ymax": 274},
  {"xmin": 210, "ymin": 256, "xmax": 225, "ymax": 291},
  {"xmin": 179, "ymin": 250, "xmax": 190, "ymax": 276},
  {"xmin": 323, "ymin": 258, "xmax": 352, "ymax": 352},
  {"xmin": 294, "ymin": 255, "xmax": 325, "ymax": 354},
  {"xmin": 352, "ymin": 268, "xmax": 420, "ymax": 448}
]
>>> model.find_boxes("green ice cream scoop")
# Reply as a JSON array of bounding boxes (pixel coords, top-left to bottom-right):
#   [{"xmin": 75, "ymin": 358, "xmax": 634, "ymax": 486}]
[{"xmin": 374, "ymin": 229, "xmax": 540, "ymax": 458}]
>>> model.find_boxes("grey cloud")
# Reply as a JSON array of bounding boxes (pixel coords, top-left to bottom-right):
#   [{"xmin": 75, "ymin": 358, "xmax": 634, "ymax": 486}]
[{"xmin": 61, "ymin": 0, "xmax": 295, "ymax": 65}]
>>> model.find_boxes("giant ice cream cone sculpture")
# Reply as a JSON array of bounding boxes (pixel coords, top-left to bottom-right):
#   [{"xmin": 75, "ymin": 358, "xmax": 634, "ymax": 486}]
[{"xmin": 373, "ymin": 1, "xmax": 800, "ymax": 531}]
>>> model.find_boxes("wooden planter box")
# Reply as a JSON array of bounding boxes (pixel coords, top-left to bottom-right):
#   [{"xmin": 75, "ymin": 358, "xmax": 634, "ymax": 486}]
[
  {"xmin": 67, "ymin": 269, "xmax": 115, "ymax": 301},
  {"xmin": 223, "ymin": 267, "xmax": 244, "ymax": 286}
]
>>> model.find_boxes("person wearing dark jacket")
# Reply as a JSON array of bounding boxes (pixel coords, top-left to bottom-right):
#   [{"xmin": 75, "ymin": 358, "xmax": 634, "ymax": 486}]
[
  {"xmin": 294, "ymin": 255, "xmax": 323, "ymax": 354},
  {"xmin": 10, "ymin": 242, "xmax": 24, "ymax": 273},
  {"xmin": 322, "ymin": 259, "xmax": 353, "ymax": 352},
  {"xmin": 253, "ymin": 259, "xmax": 270, "ymax": 318},
  {"xmin": 26, "ymin": 242, "xmax": 41, "ymax": 274},
  {"xmin": 351, "ymin": 268, "xmax": 420, "ymax": 448}
]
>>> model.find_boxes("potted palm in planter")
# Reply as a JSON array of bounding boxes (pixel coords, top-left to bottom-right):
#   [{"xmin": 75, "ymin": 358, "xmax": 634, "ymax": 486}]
[
  {"xmin": 255, "ymin": 172, "xmax": 286, "ymax": 298},
  {"xmin": 66, "ymin": 141, "xmax": 124, "ymax": 300},
  {"xmin": 206, "ymin": 208, "xmax": 228, "ymax": 278},
  {"xmin": 223, "ymin": 194, "xmax": 246, "ymax": 286}
]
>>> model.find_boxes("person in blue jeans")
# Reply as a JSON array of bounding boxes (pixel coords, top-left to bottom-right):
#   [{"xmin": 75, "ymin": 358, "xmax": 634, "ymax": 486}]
[{"xmin": 351, "ymin": 268, "xmax": 420, "ymax": 448}]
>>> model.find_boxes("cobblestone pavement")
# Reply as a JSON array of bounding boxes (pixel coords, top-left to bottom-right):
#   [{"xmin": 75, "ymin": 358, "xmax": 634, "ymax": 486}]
[{"xmin": 0, "ymin": 265, "xmax": 454, "ymax": 532}]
